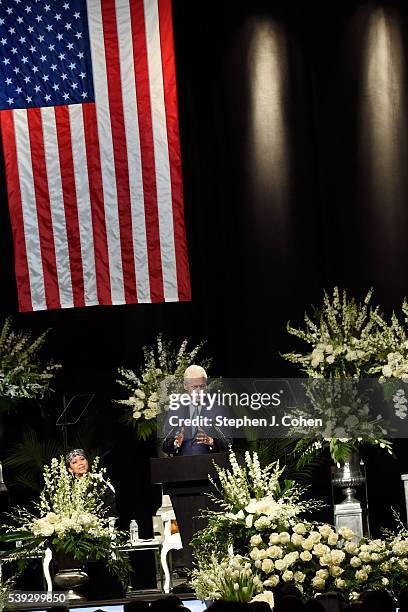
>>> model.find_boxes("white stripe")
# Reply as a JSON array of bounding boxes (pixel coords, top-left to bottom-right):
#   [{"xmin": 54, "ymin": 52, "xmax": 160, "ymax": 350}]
[
  {"xmin": 116, "ymin": 0, "xmax": 151, "ymax": 302},
  {"xmin": 144, "ymin": 0, "xmax": 178, "ymax": 300},
  {"xmin": 12, "ymin": 109, "xmax": 46, "ymax": 311},
  {"xmin": 41, "ymin": 107, "xmax": 74, "ymax": 309},
  {"xmin": 87, "ymin": 0, "xmax": 125, "ymax": 303},
  {"xmin": 69, "ymin": 104, "xmax": 99, "ymax": 306}
]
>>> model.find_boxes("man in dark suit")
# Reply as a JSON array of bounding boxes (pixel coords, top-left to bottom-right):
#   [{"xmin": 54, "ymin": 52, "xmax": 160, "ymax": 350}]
[{"xmin": 162, "ymin": 365, "xmax": 231, "ymax": 456}]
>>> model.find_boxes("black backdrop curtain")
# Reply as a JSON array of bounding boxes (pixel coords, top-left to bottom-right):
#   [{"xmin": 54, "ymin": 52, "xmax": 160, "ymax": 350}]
[{"xmin": 0, "ymin": 0, "xmax": 407, "ymax": 535}]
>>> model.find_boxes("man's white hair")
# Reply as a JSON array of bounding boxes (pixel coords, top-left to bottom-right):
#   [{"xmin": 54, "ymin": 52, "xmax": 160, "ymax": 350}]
[{"xmin": 184, "ymin": 364, "xmax": 207, "ymax": 379}]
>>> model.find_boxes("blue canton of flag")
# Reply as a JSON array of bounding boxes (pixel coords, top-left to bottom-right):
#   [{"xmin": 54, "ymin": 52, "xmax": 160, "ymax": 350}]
[{"xmin": 0, "ymin": 0, "xmax": 94, "ymax": 109}]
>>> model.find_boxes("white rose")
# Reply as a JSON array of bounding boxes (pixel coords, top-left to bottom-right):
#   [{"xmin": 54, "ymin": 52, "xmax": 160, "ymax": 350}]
[
  {"xmin": 350, "ymin": 556, "xmax": 362, "ymax": 568},
  {"xmin": 316, "ymin": 569, "xmax": 329, "ymax": 579},
  {"xmin": 261, "ymin": 559, "xmax": 274, "ymax": 574},
  {"xmin": 246, "ymin": 514, "xmax": 254, "ymax": 528},
  {"xmin": 382, "ymin": 578, "xmax": 389, "ymax": 586},
  {"xmin": 344, "ymin": 541, "xmax": 358, "ymax": 554},
  {"xmin": 279, "ymin": 532, "xmax": 291, "ymax": 544},
  {"xmin": 294, "ymin": 571, "xmax": 305, "ymax": 583},
  {"xmin": 318, "ymin": 524, "xmax": 333, "ymax": 538},
  {"xmin": 302, "ymin": 537, "xmax": 314, "ymax": 551},
  {"xmin": 311, "ymin": 577, "xmax": 325, "ymax": 590},
  {"xmin": 251, "ymin": 534, "xmax": 263, "ymax": 547},
  {"xmin": 269, "ymin": 533, "xmax": 281, "ymax": 545},
  {"xmin": 282, "ymin": 570, "xmax": 294, "ymax": 582},
  {"xmin": 300, "ymin": 551, "xmax": 312, "ymax": 562},
  {"xmin": 274, "ymin": 559, "xmax": 287, "ymax": 572},
  {"xmin": 133, "ymin": 410, "xmax": 142, "ymax": 420},
  {"xmin": 338, "ymin": 527, "xmax": 355, "ymax": 541},
  {"xmin": 309, "ymin": 532, "xmax": 321, "ymax": 544},
  {"xmin": 294, "ymin": 523, "xmax": 307, "ymax": 535},
  {"xmin": 135, "ymin": 389, "xmax": 146, "ymax": 399},
  {"xmin": 267, "ymin": 546, "xmax": 283, "ymax": 559},
  {"xmin": 355, "ymin": 569, "xmax": 368, "ymax": 581},
  {"xmin": 291, "ymin": 533, "xmax": 304, "ymax": 546},
  {"xmin": 330, "ymin": 550, "xmax": 346, "ymax": 565},
  {"xmin": 359, "ymin": 551, "xmax": 371, "ymax": 563},
  {"xmin": 330, "ymin": 566, "xmax": 344, "ymax": 577},
  {"xmin": 313, "ymin": 543, "xmax": 330, "ymax": 557},
  {"xmin": 328, "ymin": 533, "xmax": 339, "ymax": 546},
  {"xmin": 335, "ymin": 578, "xmax": 346, "ymax": 589}
]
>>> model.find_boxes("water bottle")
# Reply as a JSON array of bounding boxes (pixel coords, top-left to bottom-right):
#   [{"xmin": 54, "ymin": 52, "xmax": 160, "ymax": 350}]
[{"xmin": 129, "ymin": 519, "xmax": 139, "ymax": 545}]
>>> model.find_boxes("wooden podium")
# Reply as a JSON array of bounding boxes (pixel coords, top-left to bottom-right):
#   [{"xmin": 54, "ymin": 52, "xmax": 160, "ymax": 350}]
[{"xmin": 150, "ymin": 453, "xmax": 232, "ymax": 567}]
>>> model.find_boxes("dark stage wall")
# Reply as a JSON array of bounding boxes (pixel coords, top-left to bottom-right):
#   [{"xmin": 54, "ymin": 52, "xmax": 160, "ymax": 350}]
[{"xmin": 0, "ymin": 0, "xmax": 407, "ymax": 535}]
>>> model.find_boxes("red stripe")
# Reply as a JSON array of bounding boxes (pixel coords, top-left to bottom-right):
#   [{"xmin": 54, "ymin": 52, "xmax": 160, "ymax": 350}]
[
  {"xmin": 27, "ymin": 108, "xmax": 61, "ymax": 310},
  {"xmin": 130, "ymin": 0, "xmax": 165, "ymax": 302},
  {"xmin": 82, "ymin": 103, "xmax": 112, "ymax": 305},
  {"xmin": 54, "ymin": 106, "xmax": 85, "ymax": 308},
  {"xmin": 0, "ymin": 111, "xmax": 33, "ymax": 312},
  {"xmin": 100, "ymin": 1, "xmax": 137, "ymax": 303},
  {"xmin": 158, "ymin": 0, "xmax": 191, "ymax": 301}
]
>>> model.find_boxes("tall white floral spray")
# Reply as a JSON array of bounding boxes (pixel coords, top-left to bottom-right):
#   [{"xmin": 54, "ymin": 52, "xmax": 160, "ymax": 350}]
[
  {"xmin": 115, "ymin": 334, "xmax": 211, "ymax": 440},
  {"xmin": 281, "ymin": 288, "xmax": 397, "ymax": 464}
]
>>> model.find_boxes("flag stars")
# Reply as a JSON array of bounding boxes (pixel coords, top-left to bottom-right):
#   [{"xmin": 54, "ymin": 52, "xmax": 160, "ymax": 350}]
[
  {"xmin": 7, "ymin": 97, "xmax": 14, "ymax": 105},
  {"xmin": 75, "ymin": 32, "xmax": 82, "ymax": 39},
  {"xmin": 61, "ymin": 72, "xmax": 67, "ymax": 80},
  {"xmin": 52, "ymin": 83, "xmax": 59, "ymax": 91},
  {"xmin": 38, "ymin": 35, "xmax": 45, "ymax": 43},
  {"xmin": 23, "ymin": 75, "xmax": 30, "ymax": 83},
  {"xmin": 44, "ymin": 4, "xmax": 51, "ymax": 11},
  {"xmin": 77, "ymin": 51, "xmax": 84, "ymax": 59},
  {"xmin": 24, "ymin": 5, "xmax": 31, "ymax": 13},
  {"xmin": 13, "ymin": 66, "xmax": 20, "ymax": 74},
  {"xmin": 63, "ymin": 2, "xmax": 70, "ymax": 9},
  {"xmin": 0, "ymin": 19, "xmax": 4, "ymax": 26},
  {"xmin": 21, "ymin": 56, "xmax": 28, "ymax": 63},
  {"xmin": 68, "ymin": 61, "xmax": 75, "ymax": 70},
  {"xmin": 55, "ymin": 13, "xmax": 61, "ymax": 21},
  {"xmin": 19, "ymin": 36, "xmax": 25, "ymax": 43},
  {"xmin": 5, "ymin": 77, "xmax": 12, "ymax": 85},
  {"xmin": 35, "ymin": 15, "xmax": 43, "ymax": 22},
  {"xmin": 2, "ymin": 57, "xmax": 10, "ymax": 65},
  {"xmin": 66, "ymin": 42, "xmax": 74, "ymax": 50},
  {"xmin": 73, "ymin": 11, "xmax": 80, "ymax": 19},
  {"xmin": 44, "ymin": 93, "xmax": 51, "ymax": 101},
  {"xmin": 50, "ymin": 63, "xmax": 57, "ymax": 71},
  {"xmin": 0, "ymin": 38, "xmax": 7, "ymax": 45},
  {"xmin": 42, "ymin": 74, "xmax": 49, "ymax": 81},
  {"xmin": 46, "ymin": 25, "xmax": 53, "ymax": 32},
  {"xmin": 48, "ymin": 44, "xmax": 55, "ymax": 51},
  {"xmin": 16, "ymin": 16, "xmax": 23, "ymax": 24},
  {"xmin": 40, "ymin": 54, "xmax": 47, "ymax": 62},
  {"xmin": 79, "ymin": 71, "xmax": 86, "ymax": 79},
  {"xmin": 62, "ymin": 92, "xmax": 69, "ymax": 100},
  {"xmin": 29, "ymin": 45, "xmax": 36, "ymax": 53},
  {"xmin": 27, "ymin": 25, "xmax": 34, "ymax": 33},
  {"xmin": 8, "ymin": 26, "xmax": 15, "ymax": 34},
  {"xmin": 6, "ymin": 7, "xmax": 12, "ymax": 14},
  {"xmin": 15, "ymin": 86, "xmax": 22, "ymax": 93},
  {"xmin": 58, "ymin": 52, "xmax": 65, "ymax": 60},
  {"xmin": 56, "ymin": 33, "xmax": 63, "ymax": 41},
  {"xmin": 64, "ymin": 23, "xmax": 72, "ymax": 31},
  {"xmin": 34, "ymin": 84, "xmax": 40, "ymax": 93},
  {"xmin": 11, "ymin": 47, "xmax": 17, "ymax": 54},
  {"xmin": 26, "ymin": 95, "xmax": 32, "ymax": 102},
  {"xmin": 32, "ymin": 65, "xmax": 39, "ymax": 73},
  {"xmin": 71, "ymin": 81, "xmax": 78, "ymax": 89},
  {"xmin": 81, "ymin": 91, "xmax": 87, "ymax": 99}
]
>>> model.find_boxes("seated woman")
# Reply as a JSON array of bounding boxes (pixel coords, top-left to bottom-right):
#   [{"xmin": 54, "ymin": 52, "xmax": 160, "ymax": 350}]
[{"xmin": 65, "ymin": 448, "xmax": 118, "ymax": 519}]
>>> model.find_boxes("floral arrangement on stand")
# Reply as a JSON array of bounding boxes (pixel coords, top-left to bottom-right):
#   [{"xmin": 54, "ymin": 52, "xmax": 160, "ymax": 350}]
[
  {"xmin": 0, "ymin": 318, "xmax": 60, "ymax": 404},
  {"xmin": 191, "ymin": 450, "xmax": 408, "ymax": 608},
  {"xmin": 0, "ymin": 457, "xmax": 130, "ymax": 586},
  {"xmin": 115, "ymin": 334, "xmax": 211, "ymax": 440},
  {"xmin": 280, "ymin": 287, "xmax": 407, "ymax": 464}
]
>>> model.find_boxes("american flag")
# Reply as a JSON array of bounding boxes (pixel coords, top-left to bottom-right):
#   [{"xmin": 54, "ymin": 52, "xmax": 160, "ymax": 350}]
[{"xmin": 0, "ymin": 0, "xmax": 191, "ymax": 311}]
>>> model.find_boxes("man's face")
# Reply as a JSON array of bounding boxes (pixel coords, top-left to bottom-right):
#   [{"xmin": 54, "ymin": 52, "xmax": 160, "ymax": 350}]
[
  {"xmin": 184, "ymin": 376, "xmax": 206, "ymax": 402},
  {"xmin": 68, "ymin": 455, "xmax": 89, "ymax": 476}
]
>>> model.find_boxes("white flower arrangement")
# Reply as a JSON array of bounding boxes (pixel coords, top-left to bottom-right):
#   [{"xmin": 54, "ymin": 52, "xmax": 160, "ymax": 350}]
[
  {"xmin": 115, "ymin": 334, "xmax": 210, "ymax": 440},
  {"xmin": 0, "ymin": 457, "xmax": 130, "ymax": 585},
  {"xmin": 191, "ymin": 451, "xmax": 408, "ymax": 604},
  {"xmin": 0, "ymin": 318, "xmax": 60, "ymax": 400}
]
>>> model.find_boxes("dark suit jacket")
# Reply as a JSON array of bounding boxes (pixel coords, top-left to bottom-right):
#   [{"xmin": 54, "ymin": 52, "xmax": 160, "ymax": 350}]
[{"xmin": 162, "ymin": 402, "xmax": 232, "ymax": 456}]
